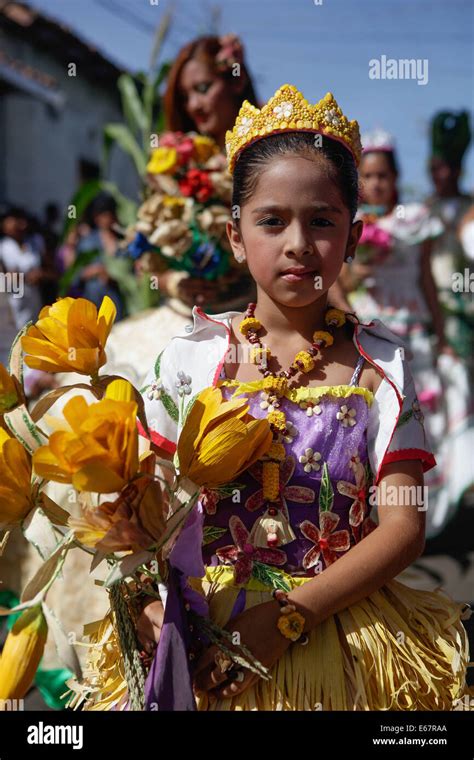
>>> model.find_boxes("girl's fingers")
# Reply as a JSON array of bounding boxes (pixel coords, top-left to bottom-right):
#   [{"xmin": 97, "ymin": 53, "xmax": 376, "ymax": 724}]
[
  {"xmin": 194, "ymin": 661, "xmax": 227, "ymax": 691},
  {"xmin": 209, "ymin": 665, "xmax": 231, "ymax": 688},
  {"xmin": 195, "ymin": 664, "xmax": 238, "ymax": 694},
  {"xmin": 193, "ymin": 647, "xmax": 233, "ymax": 691},
  {"xmin": 212, "ymin": 671, "xmax": 258, "ymax": 701}
]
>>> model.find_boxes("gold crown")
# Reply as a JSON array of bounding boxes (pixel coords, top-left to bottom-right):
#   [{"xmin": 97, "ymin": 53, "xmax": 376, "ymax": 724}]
[{"xmin": 225, "ymin": 84, "xmax": 362, "ymax": 174}]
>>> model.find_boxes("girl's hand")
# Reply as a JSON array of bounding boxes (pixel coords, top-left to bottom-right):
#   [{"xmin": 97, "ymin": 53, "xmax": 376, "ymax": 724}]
[
  {"xmin": 136, "ymin": 598, "xmax": 164, "ymax": 654},
  {"xmin": 192, "ymin": 600, "xmax": 292, "ymax": 702}
]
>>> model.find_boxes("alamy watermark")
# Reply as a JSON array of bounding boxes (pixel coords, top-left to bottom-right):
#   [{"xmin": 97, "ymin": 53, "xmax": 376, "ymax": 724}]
[
  {"xmin": 452, "ymin": 268, "xmax": 473, "ymax": 293},
  {"xmin": 27, "ymin": 721, "xmax": 83, "ymax": 750},
  {"xmin": 0, "ymin": 272, "xmax": 24, "ymax": 298},
  {"xmin": 368, "ymin": 483, "xmax": 428, "ymax": 512},
  {"xmin": 369, "ymin": 55, "xmax": 429, "ymax": 86}
]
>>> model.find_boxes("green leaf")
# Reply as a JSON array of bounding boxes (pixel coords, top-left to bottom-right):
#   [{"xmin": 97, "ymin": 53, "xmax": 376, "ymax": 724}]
[
  {"xmin": 154, "ymin": 349, "xmax": 164, "ymax": 378},
  {"xmin": 117, "ymin": 73, "xmax": 147, "ymax": 137},
  {"xmin": 365, "ymin": 460, "xmax": 373, "ymax": 484},
  {"xmin": 202, "ymin": 526, "xmax": 227, "ymax": 546},
  {"xmin": 103, "ymin": 257, "xmax": 143, "ymax": 316},
  {"xmin": 148, "ymin": 10, "xmax": 173, "ymax": 72},
  {"xmin": 153, "ymin": 350, "xmax": 179, "ymax": 422},
  {"xmin": 143, "ymin": 62, "xmax": 171, "ymax": 144},
  {"xmin": 251, "ymin": 561, "xmax": 291, "ymax": 592},
  {"xmin": 182, "ymin": 392, "xmax": 198, "ymax": 426},
  {"xmin": 102, "ymin": 256, "xmax": 160, "ymax": 315},
  {"xmin": 396, "ymin": 409, "xmax": 413, "ymax": 429},
  {"xmin": 215, "ymin": 482, "xmax": 246, "ymax": 499},
  {"xmin": 103, "ymin": 123, "xmax": 147, "ymax": 178},
  {"xmin": 100, "ymin": 181, "xmax": 138, "ymax": 228},
  {"xmin": 154, "ymin": 107, "xmax": 166, "ymax": 138},
  {"xmin": 319, "ymin": 462, "xmax": 334, "ymax": 512}
]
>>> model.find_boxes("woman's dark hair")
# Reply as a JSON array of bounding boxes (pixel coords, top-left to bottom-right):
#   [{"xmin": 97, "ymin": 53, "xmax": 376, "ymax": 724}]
[
  {"xmin": 231, "ymin": 132, "xmax": 360, "ymax": 225},
  {"xmin": 164, "ymin": 36, "xmax": 259, "ymax": 133}
]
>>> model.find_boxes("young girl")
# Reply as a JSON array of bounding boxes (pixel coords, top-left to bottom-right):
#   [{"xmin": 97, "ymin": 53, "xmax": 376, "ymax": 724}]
[
  {"xmin": 340, "ymin": 132, "xmax": 474, "ymax": 539},
  {"xmin": 137, "ymin": 85, "xmax": 473, "ymax": 711}
]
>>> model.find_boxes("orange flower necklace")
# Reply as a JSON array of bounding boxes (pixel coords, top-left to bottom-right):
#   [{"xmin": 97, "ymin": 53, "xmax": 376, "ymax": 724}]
[{"xmin": 237, "ymin": 302, "xmax": 347, "ymax": 549}]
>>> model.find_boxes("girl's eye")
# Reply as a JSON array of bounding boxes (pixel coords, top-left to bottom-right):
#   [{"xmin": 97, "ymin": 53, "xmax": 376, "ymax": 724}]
[
  {"xmin": 258, "ymin": 217, "xmax": 282, "ymax": 226},
  {"xmin": 257, "ymin": 217, "xmax": 334, "ymax": 227},
  {"xmin": 196, "ymin": 82, "xmax": 211, "ymax": 94},
  {"xmin": 311, "ymin": 218, "xmax": 334, "ymax": 227}
]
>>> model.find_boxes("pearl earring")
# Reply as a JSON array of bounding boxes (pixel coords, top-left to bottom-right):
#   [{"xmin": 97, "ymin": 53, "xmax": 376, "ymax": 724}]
[
  {"xmin": 236, "ymin": 254, "xmax": 245, "ymax": 263},
  {"xmin": 345, "ymin": 255, "xmax": 354, "ymax": 263}
]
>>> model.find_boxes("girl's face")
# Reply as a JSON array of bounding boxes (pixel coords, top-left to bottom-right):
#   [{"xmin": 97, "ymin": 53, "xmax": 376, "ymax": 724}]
[
  {"xmin": 359, "ymin": 152, "xmax": 397, "ymax": 207},
  {"xmin": 227, "ymin": 154, "xmax": 361, "ymax": 309},
  {"xmin": 179, "ymin": 60, "xmax": 239, "ymax": 143}
]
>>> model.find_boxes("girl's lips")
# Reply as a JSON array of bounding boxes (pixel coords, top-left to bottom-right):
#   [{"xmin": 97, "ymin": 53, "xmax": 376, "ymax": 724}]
[{"xmin": 280, "ymin": 270, "xmax": 316, "ymax": 282}]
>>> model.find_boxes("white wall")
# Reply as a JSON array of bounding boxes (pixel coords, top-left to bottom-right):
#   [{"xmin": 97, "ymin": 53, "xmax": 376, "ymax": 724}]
[{"xmin": 1, "ymin": 29, "xmax": 140, "ymax": 219}]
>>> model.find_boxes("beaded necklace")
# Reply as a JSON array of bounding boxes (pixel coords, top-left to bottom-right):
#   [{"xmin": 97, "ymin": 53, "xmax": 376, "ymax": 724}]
[{"xmin": 236, "ymin": 302, "xmax": 347, "ymax": 549}]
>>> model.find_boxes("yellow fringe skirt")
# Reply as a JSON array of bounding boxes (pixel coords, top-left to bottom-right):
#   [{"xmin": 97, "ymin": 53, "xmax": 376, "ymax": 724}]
[{"xmin": 187, "ymin": 565, "xmax": 474, "ymax": 711}]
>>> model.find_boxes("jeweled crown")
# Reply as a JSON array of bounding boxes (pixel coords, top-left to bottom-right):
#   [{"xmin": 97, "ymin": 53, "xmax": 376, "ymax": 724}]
[{"xmin": 225, "ymin": 84, "xmax": 362, "ymax": 174}]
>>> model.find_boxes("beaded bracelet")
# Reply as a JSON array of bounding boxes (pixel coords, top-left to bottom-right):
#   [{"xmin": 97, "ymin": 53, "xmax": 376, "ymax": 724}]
[{"xmin": 272, "ymin": 589, "xmax": 309, "ymax": 645}]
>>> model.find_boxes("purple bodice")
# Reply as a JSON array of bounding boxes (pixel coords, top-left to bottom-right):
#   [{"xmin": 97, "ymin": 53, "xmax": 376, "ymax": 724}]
[{"xmin": 199, "ymin": 371, "xmax": 378, "ymax": 581}]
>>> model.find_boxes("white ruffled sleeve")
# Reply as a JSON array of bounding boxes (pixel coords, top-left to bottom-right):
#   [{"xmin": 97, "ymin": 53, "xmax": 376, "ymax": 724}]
[
  {"xmin": 367, "ymin": 350, "xmax": 436, "ymax": 484},
  {"xmin": 138, "ymin": 344, "xmax": 180, "ymax": 454}
]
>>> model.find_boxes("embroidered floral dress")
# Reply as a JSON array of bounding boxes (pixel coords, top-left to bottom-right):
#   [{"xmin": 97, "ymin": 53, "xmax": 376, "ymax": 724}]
[
  {"xmin": 139, "ymin": 307, "xmax": 474, "ymax": 712},
  {"xmin": 199, "ymin": 356, "xmax": 377, "ymax": 586}
]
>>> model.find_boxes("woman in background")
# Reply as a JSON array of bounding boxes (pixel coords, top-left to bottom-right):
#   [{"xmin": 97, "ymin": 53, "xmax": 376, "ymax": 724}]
[
  {"xmin": 340, "ymin": 130, "xmax": 473, "ymax": 539},
  {"xmin": 103, "ymin": 34, "xmax": 259, "ymax": 387}
]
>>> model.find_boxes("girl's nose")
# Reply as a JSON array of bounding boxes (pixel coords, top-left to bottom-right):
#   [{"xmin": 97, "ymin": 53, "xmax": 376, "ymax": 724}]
[{"xmin": 284, "ymin": 227, "xmax": 313, "ymax": 258}]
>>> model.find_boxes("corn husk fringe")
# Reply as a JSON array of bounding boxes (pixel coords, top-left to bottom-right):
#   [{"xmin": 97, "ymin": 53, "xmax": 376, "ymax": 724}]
[{"xmin": 188, "ymin": 569, "xmax": 474, "ymax": 711}]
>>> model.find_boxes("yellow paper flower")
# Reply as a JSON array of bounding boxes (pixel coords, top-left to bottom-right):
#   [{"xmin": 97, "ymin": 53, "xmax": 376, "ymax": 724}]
[
  {"xmin": 0, "ymin": 606, "xmax": 48, "ymax": 700},
  {"xmin": 193, "ymin": 135, "xmax": 218, "ymax": 163},
  {"xmin": 0, "ymin": 428, "xmax": 33, "ymax": 529},
  {"xmin": 177, "ymin": 386, "xmax": 272, "ymax": 487},
  {"xmin": 147, "ymin": 146, "xmax": 178, "ymax": 174},
  {"xmin": 0, "ymin": 362, "xmax": 19, "ymax": 414},
  {"xmin": 277, "ymin": 610, "xmax": 306, "ymax": 641},
  {"xmin": 33, "ymin": 380, "xmax": 139, "ymax": 493},
  {"xmin": 68, "ymin": 475, "xmax": 165, "ymax": 552},
  {"xmin": 21, "ymin": 296, "xmax": 116, "ymax": 375}
]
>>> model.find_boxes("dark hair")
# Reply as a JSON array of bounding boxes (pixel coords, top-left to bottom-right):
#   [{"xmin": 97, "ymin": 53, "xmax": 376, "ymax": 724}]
[
  {"xmin": 0, "ymin": 204, "xmax": 28, "ymax": 222},
  {"xmin": 90, "ymin": 194, "xmax": 117, "ymax": 217},
  {"xmin": 360, "ymin": 148, "xmax": 399, "ymax": 206},
  {"xmin": 361, "ymin": 148, "xmax": 399, "ymax": 177},
  {"xmin": 164, "ymin": 36, "xmax": 259, "ymax": 133},
  {"xmin": 231, "ymin": 132, "xmax": 360, "ymax": 225}
]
